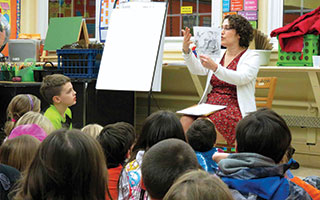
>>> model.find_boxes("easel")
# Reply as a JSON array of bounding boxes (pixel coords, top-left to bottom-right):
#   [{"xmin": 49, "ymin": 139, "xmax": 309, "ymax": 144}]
[
  {"xmin": 41, "ymin": 17, "xmax": 89, "ymax": 62},
  {"xmin": 96, "ymin": 1, "xmax": 168, "ymax": 116},
  {"xmin": 148, "ymin": 1, "xmax": 168, "ymax": 116}
]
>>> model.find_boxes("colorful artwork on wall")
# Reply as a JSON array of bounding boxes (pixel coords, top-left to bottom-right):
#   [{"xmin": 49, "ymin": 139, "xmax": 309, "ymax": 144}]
[
  {"xmin": 223, "ymin": 0, "xmax": 258, "ymax": 29},
  {"xmin": 98, "ymin": 0, "xmax": 120, "ymax": 42}
]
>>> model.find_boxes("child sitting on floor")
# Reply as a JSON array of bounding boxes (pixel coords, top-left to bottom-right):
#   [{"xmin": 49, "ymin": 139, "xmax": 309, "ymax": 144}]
[
  {"xmin": 118, "ymin": 110, "xmax": 186, "ymax": 200},
  {"xmin": 3, "ymin": 94, "xmax": 41, "ymax": 137},
  {"xmin": 96, "ymin": 123, "xmax": 132, "ymax": 200},
  {"xmin": 141, "ymin": 138, "xmax": 201, "ymax": 200},
  {"xmin": 216, "ymin": 108, "xmax": 319, "ymax": 200},
  {"xmin": 40, "ymin": 74, "xmax": 76, "ymax": 130},
  {"xmin": 163, "ymin": 170, "xmax": 234, "ymax": 200},
  {"xmin": 186, "ymin": 118, "xmax": 223, "ymax": 173},
  {"xmin": 81, "ymin": 123, "xmax": 103, "ymax": 138}
]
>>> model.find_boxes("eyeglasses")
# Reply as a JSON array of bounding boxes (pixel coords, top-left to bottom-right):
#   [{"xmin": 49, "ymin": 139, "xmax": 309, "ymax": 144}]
[{"xmin": 219, "ymin": 26, "xmax": 234, "ymax": 31}]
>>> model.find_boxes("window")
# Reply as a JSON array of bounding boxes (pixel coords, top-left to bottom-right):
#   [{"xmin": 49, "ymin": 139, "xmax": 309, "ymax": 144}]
[
  {"xmin": 48, "ymin": 0, "xmax": 96, "ymax": 38},
  {"xmin": 283, "ymin": 0, "xmax": 318, "ymax": 26},
  {"xmin": 46, "ymin": 0, "xmax": 212, "ymax": 40},
  {"xmin": 157, "ymin": 0, "xmax": 212, "ymax": 36},
  {"xmin": 267, "ymin": 0, "xmax": 318, "ymax": 49}
]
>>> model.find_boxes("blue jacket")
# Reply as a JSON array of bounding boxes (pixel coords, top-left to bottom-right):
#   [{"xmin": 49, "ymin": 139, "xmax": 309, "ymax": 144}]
[{"xmin": 217, "ymin": 153, "xmax": 313, "ymax": 200}]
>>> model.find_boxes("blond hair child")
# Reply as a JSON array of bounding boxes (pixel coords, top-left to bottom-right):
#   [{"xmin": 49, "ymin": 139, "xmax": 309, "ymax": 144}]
[
  {"xmin": 81, "ymin": 124, "xmax": 103, "ymax": 138},
  {"xmin": 15, "ymin": 111, "xmax": 55, "ymax": 135},
  {"xmin": 163, "ymin": 170, "xmax": 234, "ymax": 200}
]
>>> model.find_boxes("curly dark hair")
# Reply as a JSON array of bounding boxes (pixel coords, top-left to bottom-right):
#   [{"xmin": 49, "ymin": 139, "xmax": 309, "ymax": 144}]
[{"xmin": 224, "ymin": 15, "xmax": 254, "ymax": 48}]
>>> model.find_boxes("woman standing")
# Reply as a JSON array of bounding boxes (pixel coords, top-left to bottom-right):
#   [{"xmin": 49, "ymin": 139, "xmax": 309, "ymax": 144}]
[{"xmin": 181, "ymin": 15, "xmax": 260, "ymax": 145}]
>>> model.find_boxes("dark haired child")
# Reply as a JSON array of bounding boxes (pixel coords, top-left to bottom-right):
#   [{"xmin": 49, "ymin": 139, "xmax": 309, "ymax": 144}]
[
  {"xmin": 113, "ymin": 121, "xmax": 136, "ymax": 158},
  {"xmin": 217, "ymin": 108, "xmax": 319, "ymax": 199},
  {"xmin": 186, "ymin": 118, "xmax": 223, "ymax": 173},
  {"xmin": 141, "ymin": 138, "xmax": 200, "ymax": 200},
  {"xmin": 96, "ymin": 123, "xmax": 133, "ymax": 200},
  {"xmin": 40, "ymin": 74, "xmax": 76, "ymax": 130},
  {"xmin": 118, "ymin": 110, "xmax": 186, "ymax": 200}
]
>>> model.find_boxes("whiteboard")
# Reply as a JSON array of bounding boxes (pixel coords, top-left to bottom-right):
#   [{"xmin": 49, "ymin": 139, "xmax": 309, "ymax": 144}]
[{"xmin": 96, "ymin": 2, "xmax": 166, "ymax": 92}]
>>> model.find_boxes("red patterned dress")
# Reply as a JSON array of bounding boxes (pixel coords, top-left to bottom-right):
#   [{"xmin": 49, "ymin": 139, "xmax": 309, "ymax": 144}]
[{"xmin": 206, "ymin": 50, "xmax": 246, "ymax": 145}]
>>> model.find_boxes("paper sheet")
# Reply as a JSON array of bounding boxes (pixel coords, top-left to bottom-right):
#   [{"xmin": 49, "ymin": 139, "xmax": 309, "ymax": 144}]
[
  {"xmin": 96, "ymin": 2, "xmax": 166, "ymax": 92},
  {"xmin": 176, "ymin": 103, "xmax": 226, "ymax": 116},
  {"xmin": 193, "ymin": 26, "xmax": 221, "ymax": 58}
]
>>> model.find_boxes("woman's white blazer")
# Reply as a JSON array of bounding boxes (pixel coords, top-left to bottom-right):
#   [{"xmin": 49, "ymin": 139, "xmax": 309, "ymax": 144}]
[{"xmin": 182, "ymin": 49, "xmax": 260, "ymax": 117}]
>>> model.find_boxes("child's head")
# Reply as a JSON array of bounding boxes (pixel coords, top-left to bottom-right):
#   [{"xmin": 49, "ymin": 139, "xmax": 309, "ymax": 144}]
[
  {"xmin": 141, "ymin": 138, "xmax": 200, "ymax": 200},
  {"xmin": 97, "ymin": 124, "xmax": 130, "ymax": 168},
  {"xmin": 186, "ymin": 118, "xmax": 216, "ymax": 152},
  {"xmin": 81, "ymin": 123, "xmax": 103, "ymax": 138},
  {"xmin": 40, "ymin": 74, "xmax": 76, "ymax": 106},
  {"xmin": 132, "ymin": 110, "xmax": 186, "ymax": 154},
  {"xmin": 9, "ymin": 124, "xmax": 48, "ymax": 142},
  {"xmin": 236, "ymin": 108, "xmax": 291, "ymax": 163},
  {"xmin": 15, "ymin": 111, "xmax": 55, "ymax": 135},
  {"xmin": 0, "ymin": 135, "xmax": 40, "ymax": 172},
  {"xmin": 14, "ymin": 129, "xmax": 108, "ymax": 200},
  {"xmin": 4, "ymin": 94, "xmax": 41, "ymax": 136},
  {"xmin": 113, "ymin": 122, "xmax": 136, "ymax": 148},
  {"xmin": 163, "ymin": 170, "xmax": 234, "ymax": 200}
]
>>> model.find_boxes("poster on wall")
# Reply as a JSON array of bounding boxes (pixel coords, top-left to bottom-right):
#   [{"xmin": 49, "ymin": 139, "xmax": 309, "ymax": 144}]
[
  {"xmin": 222, "ymin": 0, "xmax": 230, "ymax": 12},
  {"xmin": 98, "ymin": 0, "xmax": 122, "ymax": 43},
  {"xmin": 223, "ymin": 0, "xmax": 258, "ymax": 29},
  {"xmin": 244, "ymin": 0, "xmax": 257, "ymax": 11},
  {"xmin": 0, "ymin": 0, "xmax": 10, "ymax": 24},
  {"xmin": 0, "ymin": 0, "xmax": 16, "ymax": 56}
]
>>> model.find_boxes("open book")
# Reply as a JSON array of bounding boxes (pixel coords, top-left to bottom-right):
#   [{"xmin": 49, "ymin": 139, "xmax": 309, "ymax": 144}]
[{"xmin": 176, "ymin": 103, "xmax": 226, "ymax": 116}]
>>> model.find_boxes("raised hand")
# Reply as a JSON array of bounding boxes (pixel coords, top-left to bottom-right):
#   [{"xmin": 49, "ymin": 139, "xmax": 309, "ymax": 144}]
[{"xmin": 181, "ymin": 27, "xmax": 193, "ymax": 53}]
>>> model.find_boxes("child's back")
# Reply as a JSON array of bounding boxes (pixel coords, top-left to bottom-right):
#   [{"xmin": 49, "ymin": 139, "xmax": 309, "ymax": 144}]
[
  {"xmin": 186, "ymin": 118, "xmax": 222, "ymax": 173},
  {"xmin": 217, "ymin": 108, "xmax": 316, "ymax": 200},
  {"xmin": 40, "ymin": 74, "xmax": 76, "ymax": 130},
  {"xmin": 118, "ymin": 110, "xmax": 186, "ymax": 200},
  {"xmin": 96, "ymin": 123, "xmax": 133, "ymax": 200}
]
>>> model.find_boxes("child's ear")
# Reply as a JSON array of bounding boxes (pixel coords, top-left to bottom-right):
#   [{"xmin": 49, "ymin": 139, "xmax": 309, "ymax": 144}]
[{"xmin": 52, "ymin": 96, "xmax": 61, "ymax": 104}]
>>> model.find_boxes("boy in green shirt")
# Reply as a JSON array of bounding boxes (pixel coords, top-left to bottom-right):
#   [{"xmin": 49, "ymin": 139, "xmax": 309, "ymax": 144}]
[{"xmin": 40, "ymin": 74, "xmax": 76, "ymax": 130}]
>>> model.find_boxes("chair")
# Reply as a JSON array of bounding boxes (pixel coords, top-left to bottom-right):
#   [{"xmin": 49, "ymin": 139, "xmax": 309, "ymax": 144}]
[
  {"xmin": 215, "ymin": 77, "xmax": 278, "ymax": 153},
  {"xmin": 255, "ymin": 77, "xmax": 277, "ymax": 108}
]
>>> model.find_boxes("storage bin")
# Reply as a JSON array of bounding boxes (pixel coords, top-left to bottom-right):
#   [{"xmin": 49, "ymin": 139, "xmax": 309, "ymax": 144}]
[
  {"xmin": 8, "ymin": 39, "xmax": 41, "ymax": 62},
  {"xmin": 57, "ymin": 49, "xmax": 103, "ymax": 79},
  {"xmin": 277, "ymin": 34, "xmax": 319, "ymax": 66},
  {"xmin": 1, "ymin": 70, "xmax": 15, "ymax": 81},
  {"xmin": 33, "ymin": 61, "xmax": 63, "ymax": 82}
]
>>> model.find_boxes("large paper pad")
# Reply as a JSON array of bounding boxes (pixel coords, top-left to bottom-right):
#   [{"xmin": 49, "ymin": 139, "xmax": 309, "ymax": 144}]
[{"xmin": 96, "ymin": 2, "xmax": 166, "ymax": 91}]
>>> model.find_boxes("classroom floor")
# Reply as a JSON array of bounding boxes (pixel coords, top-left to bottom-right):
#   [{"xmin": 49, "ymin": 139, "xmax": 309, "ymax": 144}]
[{"xmin": 291, "ymin": 166, "xmax": 320, "ymax": 178}]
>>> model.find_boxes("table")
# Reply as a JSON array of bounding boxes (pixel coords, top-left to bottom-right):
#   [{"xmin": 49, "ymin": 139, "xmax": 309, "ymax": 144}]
[{"xmin": 0, "ymin": 80, "xmax": 135, "ymax": 129}]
